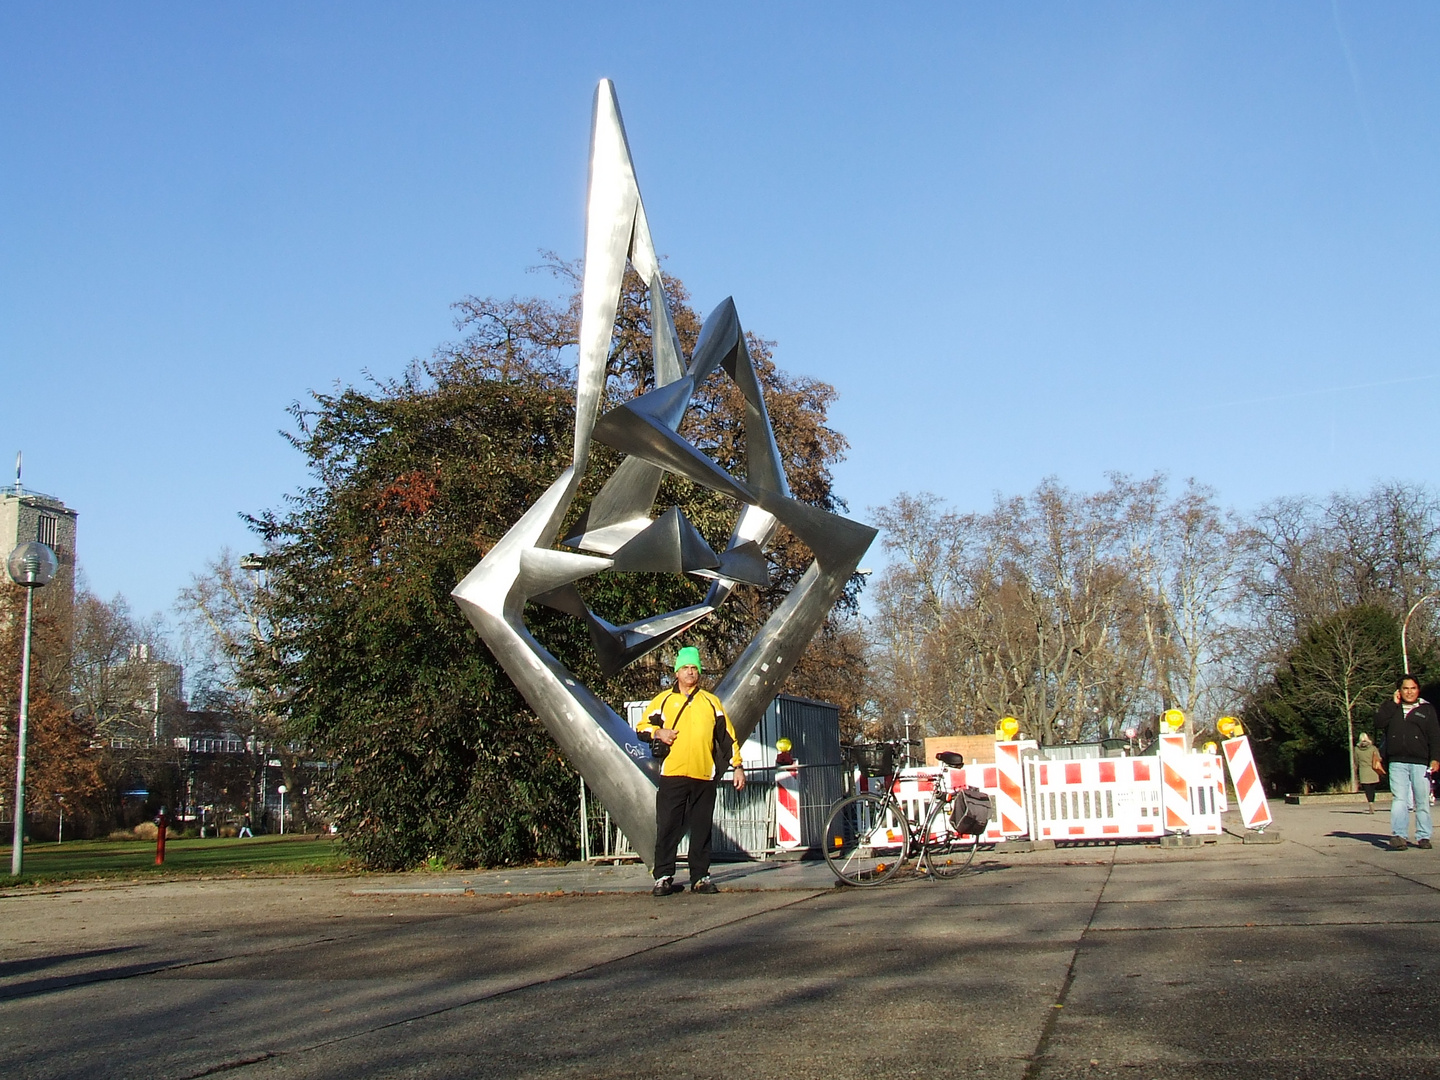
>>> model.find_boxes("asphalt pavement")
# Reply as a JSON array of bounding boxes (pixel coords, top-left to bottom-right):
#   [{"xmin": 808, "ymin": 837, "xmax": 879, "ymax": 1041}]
[{"xmin": 3, "ymin": 800, "xmax": 1439, "ymax": 1079}]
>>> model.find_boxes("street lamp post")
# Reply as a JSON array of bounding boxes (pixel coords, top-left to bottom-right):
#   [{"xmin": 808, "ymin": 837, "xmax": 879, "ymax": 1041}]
[
  {"xmin": 277, "ymin": 784, "xmax": 288, "ymax": 835},
  {"xmin": 7, "ymin": 541, "xmax": 58, "ymax": 877},
  {"xmin": 1402, "ymin": 592, "xmax": 1440, "ymax": 675}
]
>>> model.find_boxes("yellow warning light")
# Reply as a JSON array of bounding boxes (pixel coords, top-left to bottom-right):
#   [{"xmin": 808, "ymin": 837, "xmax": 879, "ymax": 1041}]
[
  {"xmin": 1162, "ymin": 709, "xmax": 1186, "ymax": 731},
  {"xmin": 1203, "ymin": 741, "xmax": 1218, "ymax": 755},
  {"xmin": 998, "ymin": 716, "xmax": 1020, "ymax": 739},
  {"xmin": 1217, "ymin": 716, "xmax": 1243, "ymax": 738},
  {"xmin": 776, "ymin": 738, "xmax": 793, "ymax": 753},
  {"xmin": 833, "ymin": 836, "xmax": 843, "ymax": 848}
]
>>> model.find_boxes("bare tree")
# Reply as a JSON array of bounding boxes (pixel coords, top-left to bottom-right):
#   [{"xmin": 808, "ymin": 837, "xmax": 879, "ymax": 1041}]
[
  {"xmin": 175, "ymin": 549, "xmax": 299, "ymax": 824},
  {"xmin": 1119, "ymin": 476, "xmax": 1252, "ymax": 723},
  {"xmin": 1244, "ymin": 482, "xmax": 1440, "ymax": 669},
  {"xmin": 71, "ymin": 590, "xmax": 177, "ymax": 744},
  {"xmin": 869, "ymin": 478, "xmax": 1175, "ymax": 745}
]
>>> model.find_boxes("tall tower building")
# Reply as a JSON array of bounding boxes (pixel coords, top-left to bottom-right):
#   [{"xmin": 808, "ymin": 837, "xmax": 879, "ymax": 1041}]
[{"xmin": 1, "ymin": 464, "xmax": 79, "ymax": 625}]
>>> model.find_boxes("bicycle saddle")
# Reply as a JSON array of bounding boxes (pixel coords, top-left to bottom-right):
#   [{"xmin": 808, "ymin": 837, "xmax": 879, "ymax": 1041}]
[{"xmin": 935, "ymin": 751, "xmax": 965, "ymax": 768}]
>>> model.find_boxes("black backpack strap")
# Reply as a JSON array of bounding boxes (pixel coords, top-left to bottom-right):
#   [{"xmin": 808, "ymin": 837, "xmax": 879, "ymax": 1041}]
[
  {"xmin": 643, "ymin": 689, "xmax": 691, "ymax": 742},
  {"xmin": 664, "ymin": 689, "xmax": 700, "ymax": 729}
]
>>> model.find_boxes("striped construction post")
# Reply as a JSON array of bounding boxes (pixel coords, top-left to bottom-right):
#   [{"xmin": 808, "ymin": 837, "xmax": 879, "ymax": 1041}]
[
  {"xmin": 1208, "ymin": 754, "xmax": 1229, "ymax": 813},
  {"xmin": 993, "ymin": 740, "xmax": 1033, "ymax": 838},
  {"xmin": 1222, "ymin": 735, "xmax": 1273, "ymax": 830},
  {"xmin": 1157, "ymin": 733, "xmax": 1193, "ymax": 834},
  {"xmin": 775, "ymin": 766, "xmax": 802, "ymax": 849}
]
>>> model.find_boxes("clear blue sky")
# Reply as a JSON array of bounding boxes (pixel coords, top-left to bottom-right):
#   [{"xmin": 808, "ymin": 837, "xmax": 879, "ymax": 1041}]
[{"xmin": 3, "ymin": 3, "xmax": 1438, "ymax": 620}]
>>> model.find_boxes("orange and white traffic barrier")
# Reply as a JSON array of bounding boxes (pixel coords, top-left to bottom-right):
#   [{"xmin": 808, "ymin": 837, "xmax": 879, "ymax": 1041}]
[
  {"xmin": 1157, "ymin": 732, "xmax": 1195, "ymax": 833},
  {"xmin": 1025, "ymin": 756, "xmax": 1164, "ymax": 840},
  {"xmin": 992, "ymin": 740, "xmax": 1035, "ymax": 838},
  {"xmin": 868, "ymin": 768, "xmax": 1005, "ymax": 844},
  {"xmin": 881, "ymin": 771, "xmax": 940, "ymax": 835},
  {"xmin": 1153, "ymin": 730, "xmax": 1225, "ymax": 836},
  {"xmin": 1222, "ymin": 734, "xmax": 1272, "ymax": 830},
  {"xmin": 1206, "ymin": 751, "xmax": 1229, "ymax": 813},
  {"xmin": 775, "ymin": 765, "xmax": 802, "ymax": 849},
  {"xmin": 953, "ymin": 762, "xmax": 1011, "ymax": 843},
  {"xmin": 850, "ymin": 727, "xmax": 1252, "ymax": 847}
]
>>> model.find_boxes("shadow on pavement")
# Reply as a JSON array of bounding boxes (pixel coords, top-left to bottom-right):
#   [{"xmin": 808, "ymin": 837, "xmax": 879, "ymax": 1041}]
[
  {"xmin": 0, "ymin": 945, "xmax": 137, "ymax": 980},
  {"xmin": 1328, "ymin": 830, "xmax": 1399, "ymax": 849}
]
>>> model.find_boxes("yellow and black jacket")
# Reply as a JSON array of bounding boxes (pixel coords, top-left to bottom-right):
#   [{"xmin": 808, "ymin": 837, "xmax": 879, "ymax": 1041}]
[{"xmin": 638, "ymin": 687, "xmax": 743, "ymax": 781}]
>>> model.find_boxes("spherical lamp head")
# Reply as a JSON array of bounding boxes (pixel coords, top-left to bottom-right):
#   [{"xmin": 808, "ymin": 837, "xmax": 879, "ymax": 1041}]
[{"xmin": 7, "ymin": 542, "xmax": 58, "ymax": 588}]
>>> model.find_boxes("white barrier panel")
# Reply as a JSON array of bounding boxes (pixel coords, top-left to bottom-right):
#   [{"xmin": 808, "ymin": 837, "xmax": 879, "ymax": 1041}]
[
  {"xmin": 1026, "ymin": 756, "xmax": 1164, "ymax": 840},
  {"xmin": 883, "ymin": 771, "xmax": 939, "ymax": 841},
  {"xmin": 1222, "ymin": 735, "xmax": 1273, "ymax": 830},
  {"xmin": 1188, "ymin": 754, "xmax": 1225, "ymax": 836},
  {"xmin": 856, "ymin": 772, "xmax": 909, "ymax": 849}
]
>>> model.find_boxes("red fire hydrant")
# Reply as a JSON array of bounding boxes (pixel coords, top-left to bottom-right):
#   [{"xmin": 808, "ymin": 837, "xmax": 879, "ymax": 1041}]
[{"xmin": 155, "ymin": 807, "xmax": 168, "ymax": 866}]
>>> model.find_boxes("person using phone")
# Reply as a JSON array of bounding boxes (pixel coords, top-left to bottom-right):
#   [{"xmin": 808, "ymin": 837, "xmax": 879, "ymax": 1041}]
[{"xmin": 1373, "ymin": 675, "xmax": 1440, "ymax": 850}]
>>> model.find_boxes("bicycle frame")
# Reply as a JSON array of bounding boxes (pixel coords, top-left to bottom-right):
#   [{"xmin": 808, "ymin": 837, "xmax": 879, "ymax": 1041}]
[{"xmin": 824, "ymin": 772, "xmax": 973, "ymax": 883}]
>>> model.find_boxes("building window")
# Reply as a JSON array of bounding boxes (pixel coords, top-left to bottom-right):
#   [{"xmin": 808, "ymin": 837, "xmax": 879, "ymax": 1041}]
[{"xmin": 37, "ymin": 514, "xmax": 57, "ymax": 547}]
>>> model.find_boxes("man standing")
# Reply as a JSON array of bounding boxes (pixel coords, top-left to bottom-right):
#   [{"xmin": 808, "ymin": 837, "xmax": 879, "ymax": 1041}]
[
  {"xmin": 1373, "ymin": 675, "xmax": 1440, "ymax": 850},
  {"xmin": 638, "ymin": 646, "xmax": 744, "ymax": 896}
]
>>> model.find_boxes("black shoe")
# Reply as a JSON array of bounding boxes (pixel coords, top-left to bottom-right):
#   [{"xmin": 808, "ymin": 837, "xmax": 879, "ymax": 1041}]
[
  {"xmin": 691, "ymin": 877, "xmax": 719, "ymax": 894},
  {"xmin": 1388, "ymin": 837, "xmax": 1408, "ymax": 850},
  {"xmin": 1419, "ymin": 839, "xmax": 1433, "ymax": 850},
  {"xmin": 652, "ymin": 877, "xmax": 681, "ymax": 896}
]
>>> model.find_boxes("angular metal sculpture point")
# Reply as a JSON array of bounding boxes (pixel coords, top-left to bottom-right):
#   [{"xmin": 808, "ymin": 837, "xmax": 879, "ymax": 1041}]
[
  {"xmin": 690, "ymin": 539, "xmax": 769, "ymax": 588},
  {"xmin": 611, "ymin": 507, "xmax": 721, "ymax": 575},
  {"xmin": 453, "ymin": 80, "xmax": 875, "ymax": 869}
]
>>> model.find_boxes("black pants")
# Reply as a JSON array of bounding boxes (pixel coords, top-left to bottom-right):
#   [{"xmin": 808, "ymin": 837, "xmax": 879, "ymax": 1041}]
[{"xmin": 653, "ymin": 775, "xmax": 717, "ymax": 881}]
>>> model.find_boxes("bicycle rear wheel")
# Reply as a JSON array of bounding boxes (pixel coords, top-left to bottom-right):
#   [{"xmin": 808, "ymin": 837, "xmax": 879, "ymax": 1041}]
[
  {"xmin": 823, "ymin": 794, "xmax": 908, "ymax": 886},
  {"xmin": 920, "ymin": 801, "xmax": 980, "ymax": 880}
]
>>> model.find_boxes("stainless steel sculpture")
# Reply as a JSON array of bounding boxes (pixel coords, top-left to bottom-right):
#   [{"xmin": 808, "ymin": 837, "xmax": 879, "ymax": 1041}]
[{"xmin": 452, "ymin": 80, "xmax": 875, "ymax": 869}]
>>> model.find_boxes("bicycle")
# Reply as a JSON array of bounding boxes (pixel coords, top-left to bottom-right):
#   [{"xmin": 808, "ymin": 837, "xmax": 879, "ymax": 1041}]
[{"xmin": 823, "ymin": 748, "xmax": 984, "ymax": 886}]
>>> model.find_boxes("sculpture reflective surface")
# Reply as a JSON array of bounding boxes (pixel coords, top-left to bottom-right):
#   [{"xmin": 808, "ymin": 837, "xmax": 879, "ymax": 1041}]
[{"xmin": 452, "ymin": 80, "xmax": 875, "ymax": 868}]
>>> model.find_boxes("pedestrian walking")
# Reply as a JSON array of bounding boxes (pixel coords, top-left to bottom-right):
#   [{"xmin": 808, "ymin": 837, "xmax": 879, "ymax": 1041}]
[{"xmin": 1354, "ymin": 733, "xmax": 1381, "ymax": 813}]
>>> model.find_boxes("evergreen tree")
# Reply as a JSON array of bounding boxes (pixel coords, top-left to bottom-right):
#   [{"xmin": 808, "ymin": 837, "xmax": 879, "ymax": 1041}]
[{"xmin": 1243, "ymin": 605, "xmax": 1417, "ymax": 791}]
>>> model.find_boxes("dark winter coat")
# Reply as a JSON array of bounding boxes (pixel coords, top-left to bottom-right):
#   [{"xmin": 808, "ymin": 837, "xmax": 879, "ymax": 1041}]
[{"xmin": 1374, "ymin": 699, "xmax": 1440, "ymax": 766}]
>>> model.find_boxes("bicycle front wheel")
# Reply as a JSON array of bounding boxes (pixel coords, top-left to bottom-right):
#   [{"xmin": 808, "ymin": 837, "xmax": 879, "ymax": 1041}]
[
  {"xmin": 920, "ymin": 801, "xmax": 980, "ymax": 880},
  {"xmin": 823, "ymin": 794, "xmax": 908, "ymax": 886}
]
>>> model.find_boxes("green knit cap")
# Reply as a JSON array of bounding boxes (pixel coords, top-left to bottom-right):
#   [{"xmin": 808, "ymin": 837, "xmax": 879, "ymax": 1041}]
[{"xmin": 674, "ymin": 646, "xmax": 702, "ymax": 672}]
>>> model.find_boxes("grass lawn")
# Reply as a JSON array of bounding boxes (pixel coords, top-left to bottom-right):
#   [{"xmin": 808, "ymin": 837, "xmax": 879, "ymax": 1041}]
[{"xmin": 0, "ymin": 833, "xmax": 353, "ymax": 887}]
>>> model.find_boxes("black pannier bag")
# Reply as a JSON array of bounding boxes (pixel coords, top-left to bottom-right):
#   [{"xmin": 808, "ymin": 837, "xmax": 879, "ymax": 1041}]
[{"xmin": 951, "ymin": 786, "xmax": 993, "ymax": 836}]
